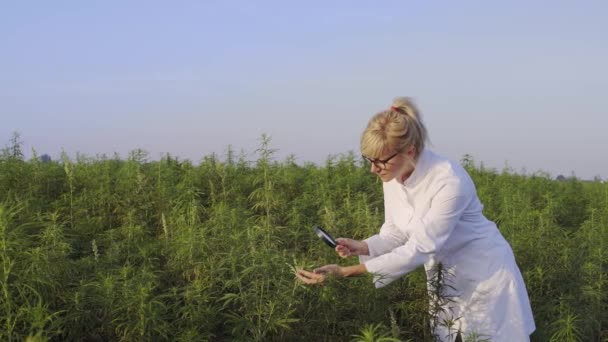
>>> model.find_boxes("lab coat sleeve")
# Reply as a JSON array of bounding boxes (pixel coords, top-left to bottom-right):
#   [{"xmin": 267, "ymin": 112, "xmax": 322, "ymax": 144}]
[
  {"xmin": 364, "ymin": 178, "xmax": 471, "ymax": 288},
  {"xmin": 359, "ymin": 183, "xmax": 408, "ymax": 264},
  {"xmin": 358, "ymin": 221, "xmax": 408, "ymax": 264}
]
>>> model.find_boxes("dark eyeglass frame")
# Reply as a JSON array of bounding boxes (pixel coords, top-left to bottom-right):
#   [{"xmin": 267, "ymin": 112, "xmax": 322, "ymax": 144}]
[{"xmin": 362, "ymin": 152, "xmax": 399, "ymax": 170}]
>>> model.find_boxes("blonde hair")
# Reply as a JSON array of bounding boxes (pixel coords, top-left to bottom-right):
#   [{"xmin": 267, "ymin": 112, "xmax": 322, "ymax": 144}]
[{"xmin": 360, "ymin": 97, "xmax": 429, "ymax": 159}]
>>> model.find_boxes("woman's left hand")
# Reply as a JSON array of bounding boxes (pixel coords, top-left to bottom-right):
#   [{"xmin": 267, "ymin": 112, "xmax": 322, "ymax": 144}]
[{"xmin": 296, "ymin": 264, "xmax": 343, "ymax": 285}]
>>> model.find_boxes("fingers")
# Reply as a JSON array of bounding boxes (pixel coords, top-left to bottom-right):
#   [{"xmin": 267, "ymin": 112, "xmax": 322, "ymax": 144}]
[
  {"xmin": 336, "ymin": 238, "xmax": 355, "ymax": 249},
  {"xmin": 313, "ymin": 264, "xmax": 342, "ymax": 278},
  {"xmin": 338, "ymin": 251, "xmax": 351, "ymax": 258},
  {"xmin": 313, "ymin": 265, "xmax": 332, "ymax": 273},
  {"xmin": 295, "ymin": 269, "xmax": 325, "ymax": 285},
  {"xmin": 335, "ymin": 245, "xmax": 351, "ymax": 257},
  {"xmin": 336, "ymin": 237, "xmax": 350, "ymax": 245},
  {"xmin": 335, "ymin": 245, "xmax": 346, "ymax": 252},
  {"xmin": 335, "ymin": 239, "xmax": 353, "ymax": 258},
  {"xmin": 297, "ymin": 269, "xmax": 320, "ymax": 278},
  {"xmin": 295, "ymin": 272, "xmax": 317, "ymax": 284}
]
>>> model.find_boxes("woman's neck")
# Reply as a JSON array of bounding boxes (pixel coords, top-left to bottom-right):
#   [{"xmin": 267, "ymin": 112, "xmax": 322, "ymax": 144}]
[
  {"xmin": 398, "ymin": 155, "xmax": 418, "ymax": 184},
  {"xmin": 399, "ymin": 168, "xmax": 414, "ymax": 184}
]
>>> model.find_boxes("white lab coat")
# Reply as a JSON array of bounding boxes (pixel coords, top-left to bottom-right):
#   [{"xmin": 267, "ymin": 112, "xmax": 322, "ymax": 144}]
[{"xmin": 359, "ymin": 149, "xmax": 535, "ymax": 341}]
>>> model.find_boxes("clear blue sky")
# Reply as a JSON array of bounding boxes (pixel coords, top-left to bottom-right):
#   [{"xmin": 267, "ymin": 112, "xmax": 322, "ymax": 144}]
[{"xmin": 1, "ymin": 1, "xmax": 607, "ymax": 179}]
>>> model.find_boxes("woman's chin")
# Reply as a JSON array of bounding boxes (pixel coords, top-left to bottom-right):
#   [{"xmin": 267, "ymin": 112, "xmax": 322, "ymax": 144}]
[{"xmin": 378, "ymin": 173, "xmax": 395, "ymax": 182}]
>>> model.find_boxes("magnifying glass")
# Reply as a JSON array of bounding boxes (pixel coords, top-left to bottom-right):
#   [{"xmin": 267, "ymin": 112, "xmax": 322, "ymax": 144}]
[{"xmin": 313, "ymin": 226, "xmax": 337, "ymax": 248}]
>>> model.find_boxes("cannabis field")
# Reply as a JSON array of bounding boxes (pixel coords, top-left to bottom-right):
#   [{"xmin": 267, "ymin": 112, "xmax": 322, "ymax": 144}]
[{"xmin": 1, "ymin": 135, "xmax": 606, "ymax": 341}]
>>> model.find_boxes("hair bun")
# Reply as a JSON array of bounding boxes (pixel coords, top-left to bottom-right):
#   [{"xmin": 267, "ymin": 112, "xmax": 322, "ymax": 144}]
[
  {"xmin": 361, "ymin": 96, "xmax": 429, "ymax": 159},
  {"xmin": 390, "ymin": 96, "xmax": 419, "ymax": 119}
]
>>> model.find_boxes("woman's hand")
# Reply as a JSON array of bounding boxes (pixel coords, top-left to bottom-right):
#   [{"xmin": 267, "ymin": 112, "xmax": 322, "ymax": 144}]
[
  {"xmin": 295, "ymin": 264, "xmax": 343, "ymax": 285},
  {"xmin": 335, "ymin": 238, "xmax": 369, "ymax": 258}
]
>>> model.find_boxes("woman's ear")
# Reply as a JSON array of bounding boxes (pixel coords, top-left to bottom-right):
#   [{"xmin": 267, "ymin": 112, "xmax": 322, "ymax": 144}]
[{"xmin": 405, "ymin": 145, "xmax": 416, "ymax": 158}]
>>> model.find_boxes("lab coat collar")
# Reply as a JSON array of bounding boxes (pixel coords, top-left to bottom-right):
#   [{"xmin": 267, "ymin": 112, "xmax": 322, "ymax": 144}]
[{"xmin": 402, "ymin": 148, "xmax": 433, "ymax": 188}]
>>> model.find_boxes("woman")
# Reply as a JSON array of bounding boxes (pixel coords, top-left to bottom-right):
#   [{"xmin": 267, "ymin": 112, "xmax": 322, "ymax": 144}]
[{"xmin": 296, "ymin": 97, "xmax": 535, "ymax": 341}]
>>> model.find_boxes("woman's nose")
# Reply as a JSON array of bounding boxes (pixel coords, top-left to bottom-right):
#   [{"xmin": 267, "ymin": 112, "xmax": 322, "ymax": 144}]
[{"xmin": 370, "ymin": 163, "xmax": 381, "ymax": 173}]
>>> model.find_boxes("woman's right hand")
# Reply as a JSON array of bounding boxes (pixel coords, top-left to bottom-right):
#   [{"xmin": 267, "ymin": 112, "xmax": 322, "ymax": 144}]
[{"xmin": 335, "ymin": 238, "xmax": 369, "ymax": 258}]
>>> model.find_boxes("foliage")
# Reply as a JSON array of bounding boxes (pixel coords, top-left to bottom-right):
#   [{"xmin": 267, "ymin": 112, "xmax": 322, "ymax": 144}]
[{"xmin": 0, "ymin": 136, "xmax": 606, "ymax": 341}]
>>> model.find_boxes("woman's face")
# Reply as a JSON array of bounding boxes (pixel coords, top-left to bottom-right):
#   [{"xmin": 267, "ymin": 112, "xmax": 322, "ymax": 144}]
[{"xmin": 364, "ymin": 146, "xmax": 416, "ymax": 183}]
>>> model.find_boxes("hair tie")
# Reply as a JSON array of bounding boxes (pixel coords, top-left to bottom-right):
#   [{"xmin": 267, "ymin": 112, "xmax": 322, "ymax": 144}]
[{"xmin": 390, "ymin": 106, "xmax": 404, "ymax": 114}]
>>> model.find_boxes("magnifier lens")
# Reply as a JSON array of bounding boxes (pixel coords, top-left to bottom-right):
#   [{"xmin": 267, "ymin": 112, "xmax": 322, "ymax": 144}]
[{"xmin": 313, "ymin": 226, "xmax": 337, "ymax": 248}]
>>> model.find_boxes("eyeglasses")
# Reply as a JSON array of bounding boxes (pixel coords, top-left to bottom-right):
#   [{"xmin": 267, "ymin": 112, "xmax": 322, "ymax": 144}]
[{"xmin": 362, "ymin": 152, "xmax": 399, "ymax": 170}]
